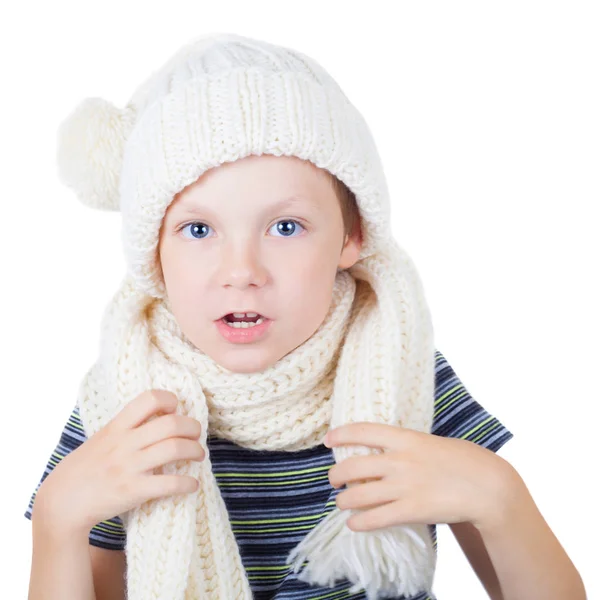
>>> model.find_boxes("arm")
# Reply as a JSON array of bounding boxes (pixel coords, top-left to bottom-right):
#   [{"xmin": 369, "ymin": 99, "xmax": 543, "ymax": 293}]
[
  {"xmin": 449, "ymin": 521, "xmax": 503, "ymax": 599},
  {"xmin": 89, "ymin": 546, "xmax": 126, "ymax": 600},
  {"xmin": 458, "ymin": 462, "xmax": 587, "ymax": 600},
  {"xmin": 27, "ymin": 486, "xmax": 127, "ymax": 600},
  {"xmin": 28, "ymin": 486, "xmax": 96, "ymax": 600}
]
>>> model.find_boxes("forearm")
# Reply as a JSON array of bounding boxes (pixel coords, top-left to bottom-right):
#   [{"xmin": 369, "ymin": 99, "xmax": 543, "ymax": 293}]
[
  {"xmin": 476, "ymin": 468, "xmax": 586, "ymax": 600},
  {"xmin": 28, "ymin": 490, "xmax": 96, "ymax": 600}
]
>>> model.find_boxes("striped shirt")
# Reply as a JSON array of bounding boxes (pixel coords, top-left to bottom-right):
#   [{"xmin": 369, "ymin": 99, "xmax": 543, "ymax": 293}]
[{"xmin": 24, "ymin": 349, "xmax": 513, "ymax": 600}]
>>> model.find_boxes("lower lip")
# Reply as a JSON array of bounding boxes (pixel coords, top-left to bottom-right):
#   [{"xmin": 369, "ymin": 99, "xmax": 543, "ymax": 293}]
[{"xmin": 215, "ymin": 317, "xmax": 272, "ymax": 344}]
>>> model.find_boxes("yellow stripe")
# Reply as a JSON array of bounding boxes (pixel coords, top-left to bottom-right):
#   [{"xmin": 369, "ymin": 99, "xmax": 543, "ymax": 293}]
[
  {"xmin": 434, "ymin": 383, "xmax": 463, "ymax": 405},
  {"xmin": 472, "ymin": 420, "xmax": 501, "ymax": 443},
  {"xmin": 232, "ymin": 522, "xmax": 334, "ymax": 533},
  {"xmin": 304, "ymin": 588, "xmax": 353, "ymax": 600},
  {"xmin": 230, "ymin": 506, "xmax": 335, "ymax": 526},
  {"xmin": 433, "ymin": 386, "xmax": 468, "ymax": 417},
  {"xmin": 217, "ymin": 474, "xmax": 329, "ymax": 487},
  {"xmin": 246, "ymin": 564, "xmax": 301, "ymax": 571},
  {"xmin": 215, "ymin": 464, "xmax": 331, "ymax": 478},
  {"xmin": 92, "ymin": 522, "xmax": 123, "ymax": 535},
  {"xmin": 69, "ymin": 416, "xmax": 84, "ymax": 431},
  {"xmin": 460, "ymin": 415, "xmax": 494, "ymax": 439}
]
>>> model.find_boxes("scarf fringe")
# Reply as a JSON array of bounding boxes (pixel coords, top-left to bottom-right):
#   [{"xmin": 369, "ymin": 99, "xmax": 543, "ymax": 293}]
[
  {"xmin": 79, "ymin": 252, "xmax": 437, "ymax": 598},
  {"xmin": 286, "ymin": 508, "xmax": 436, "ymax": 600}
]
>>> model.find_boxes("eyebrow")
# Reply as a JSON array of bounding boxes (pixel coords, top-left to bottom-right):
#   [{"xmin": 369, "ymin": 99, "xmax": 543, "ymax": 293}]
[{"xmin": 174, "ymin": 195, "xmax": 321, "ymax": 217}]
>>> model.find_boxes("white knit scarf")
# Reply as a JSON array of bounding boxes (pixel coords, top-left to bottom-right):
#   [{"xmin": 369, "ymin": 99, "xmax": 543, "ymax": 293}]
[{"xmin": 76, "ymin": 240, "xmax": 437, "ymax": 600}]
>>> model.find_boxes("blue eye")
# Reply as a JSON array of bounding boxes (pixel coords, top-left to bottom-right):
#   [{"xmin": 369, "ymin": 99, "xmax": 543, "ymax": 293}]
[
  {"xmin": 268, "ymin": 220, "xmax": 305, "ymax": 237},
  {"xmin": 179, "ymin": 220, "xmax": 305, "ymax": 239},
  {"xmin": 180, "ymin": 222, "xmax": 212, "ymax": 239}
]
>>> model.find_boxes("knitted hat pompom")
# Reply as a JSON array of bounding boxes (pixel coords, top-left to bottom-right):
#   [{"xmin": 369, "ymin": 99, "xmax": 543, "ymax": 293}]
[
  {"xmin": 72, "ymin": 33, "xmax": 438, "ymax": 599},
  {"xmin": 56, "ymin": 97, "xmax": 137, "ymax": 212}
]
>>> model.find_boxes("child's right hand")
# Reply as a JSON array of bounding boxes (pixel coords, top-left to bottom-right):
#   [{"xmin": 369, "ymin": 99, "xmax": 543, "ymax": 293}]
[{"xmin": 33, "ymin": 390, "xmax": 205, "ymax": 534}]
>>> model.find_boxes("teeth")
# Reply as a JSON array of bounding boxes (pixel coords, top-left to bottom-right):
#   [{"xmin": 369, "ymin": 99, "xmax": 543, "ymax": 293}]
[
  {"xmin": 225, "ymin": 317, "xmax": 265, "ymax": 328},
  {"xmin": 232, "ymin": 312, "xmax": 258, "ymax": 318}
]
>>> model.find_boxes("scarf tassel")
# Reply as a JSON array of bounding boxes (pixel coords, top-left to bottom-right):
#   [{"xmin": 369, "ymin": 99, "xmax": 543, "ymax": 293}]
[{"xmin": 286, "ymin": 508, "xmax": 436, "ymax": 600}]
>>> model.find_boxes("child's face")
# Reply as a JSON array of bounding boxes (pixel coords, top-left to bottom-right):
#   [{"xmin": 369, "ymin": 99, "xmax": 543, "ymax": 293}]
[{"xmin": 158, "ymin": 154, "xmax": 361, "ymax": 374}]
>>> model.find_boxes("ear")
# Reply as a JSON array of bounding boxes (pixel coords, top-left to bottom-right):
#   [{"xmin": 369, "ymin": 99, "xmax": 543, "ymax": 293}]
[{"xmin": 338, "ymin": 220, "xmax": 363, "ymax": 270}]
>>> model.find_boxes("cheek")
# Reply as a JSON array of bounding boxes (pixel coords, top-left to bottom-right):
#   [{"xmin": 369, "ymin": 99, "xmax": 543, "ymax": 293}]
[
  {"xmin": 279, "ymin": 248, "xmax": 333, "ymax": 288},
  {"xmin": 160, "ymin": 251, "xmax": 209, "ymax": 328},
  {"xmin": 160, "ymin": 244, "xmax": 206, "ymax": 290},
  {"xmin": 282, "ymin": 260, "xmax": 336, "ymax": 328}
]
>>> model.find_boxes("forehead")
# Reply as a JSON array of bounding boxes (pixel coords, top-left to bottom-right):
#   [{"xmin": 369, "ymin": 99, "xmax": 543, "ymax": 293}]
[{"xmin": 168, "ymin": 154, "xmax": 335, "ymax": 210}]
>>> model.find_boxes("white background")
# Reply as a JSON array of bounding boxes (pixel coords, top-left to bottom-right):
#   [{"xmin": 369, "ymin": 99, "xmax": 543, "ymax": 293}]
[{"xmin": 2, "ymin": 1, "xmax": 597, "ymax": 598}]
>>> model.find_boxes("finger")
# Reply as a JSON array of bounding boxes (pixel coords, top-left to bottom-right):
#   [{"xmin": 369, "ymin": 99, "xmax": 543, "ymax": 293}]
[
  {"xmin": 112, "ymin": 390, "xmax": 179, "ymax": 432},
  {"xmin": 140, "ymin": 474, "xmax": 199, "ymax": 500},
  {"xmin": 346, "ymin": 499, "xmax": 413, "ymax": 532},
  {"xmin": 335, "ymin": 480, "xmax": 400, "ymax": 512},
  {"xmin": 127, "ymin": 414, "xmax": 202, "ymax": 452},
  {"xmin": 326, "ymin": 422, "xmax": 411, "ymax": 452},
  {"xmin": 137, "ymin": 438, "xmax": 205, "ymax": 474},
  {"xmin": 328, "ymin": 454, "xmax": 392, "ymax": 489}
]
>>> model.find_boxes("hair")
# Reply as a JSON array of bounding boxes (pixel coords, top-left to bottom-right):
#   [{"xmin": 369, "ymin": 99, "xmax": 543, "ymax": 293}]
[{"xmin": 328, "ymin": 172, "xmax": 362, "ymax": 242}]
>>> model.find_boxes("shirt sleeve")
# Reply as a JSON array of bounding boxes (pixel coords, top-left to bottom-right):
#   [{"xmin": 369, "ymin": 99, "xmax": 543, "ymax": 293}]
[
  {"xmin": 432, "ymin": 349, "xmax": 514, "ymax": 452},
  {"xmin": 24, "ymin": 403, "xmax": 126, "ymax": 551}
]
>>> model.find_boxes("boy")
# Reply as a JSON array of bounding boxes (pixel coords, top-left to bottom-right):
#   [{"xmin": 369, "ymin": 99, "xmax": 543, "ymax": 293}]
[{"xmin": 25, "ymin": 33, "xmax": 585, "ymax": 600}]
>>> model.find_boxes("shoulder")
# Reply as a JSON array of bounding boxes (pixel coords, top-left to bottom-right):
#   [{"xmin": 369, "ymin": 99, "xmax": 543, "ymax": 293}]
[{"xmin": 433, "ymin": 349, "xmax": 514, "ymax": 452}]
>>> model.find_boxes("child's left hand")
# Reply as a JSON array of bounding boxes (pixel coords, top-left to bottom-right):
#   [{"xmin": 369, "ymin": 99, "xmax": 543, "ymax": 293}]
[{"xmin": 324, "ymin": 422, "xmax": 519, "ymax": 532}]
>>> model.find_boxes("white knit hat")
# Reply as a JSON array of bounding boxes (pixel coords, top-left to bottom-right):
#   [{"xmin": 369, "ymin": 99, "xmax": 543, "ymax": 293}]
[
  {"xmin": 57, "ymin": 31, "xmax": 392, "ymax": 299},
  {"xmin": 57, "ymin": 32, "xmax": 438, "ymax": 599}
]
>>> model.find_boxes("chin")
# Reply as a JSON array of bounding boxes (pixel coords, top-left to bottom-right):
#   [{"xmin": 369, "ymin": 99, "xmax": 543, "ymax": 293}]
[{"xmin": 215, "ymin": 349, "xmax": 282, "ymax": 375}]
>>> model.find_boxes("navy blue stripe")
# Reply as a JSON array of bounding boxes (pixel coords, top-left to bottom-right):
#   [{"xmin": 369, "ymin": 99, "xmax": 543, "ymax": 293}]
[{"xmin": 24, "ymin": 349, "xmax": 513, "ymax": 599}]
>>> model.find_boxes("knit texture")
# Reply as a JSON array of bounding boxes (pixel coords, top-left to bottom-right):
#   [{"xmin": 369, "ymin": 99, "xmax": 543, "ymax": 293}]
[
  {"xmin": 78, "ymin": 259, "xmax": 436, "ymax": 599},
  {"xmin": 58, "ymin": 32, "xmax": 438, "ymax": 599}
]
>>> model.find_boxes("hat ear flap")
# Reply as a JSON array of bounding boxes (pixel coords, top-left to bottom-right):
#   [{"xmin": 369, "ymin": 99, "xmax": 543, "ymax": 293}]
[{"xmin": 56, "ymin": 97, "xmax": 137, "ymax": 211}]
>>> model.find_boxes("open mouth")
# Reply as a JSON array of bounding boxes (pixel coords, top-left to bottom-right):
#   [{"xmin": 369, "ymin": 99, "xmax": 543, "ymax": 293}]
[{"xmin": 221, "ymin": 312, "xmax": 267, "ymax": 328}]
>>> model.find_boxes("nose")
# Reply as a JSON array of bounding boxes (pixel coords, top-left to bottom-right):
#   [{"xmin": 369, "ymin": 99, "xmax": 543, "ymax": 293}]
[{"xmin": 218, "ymin": 240, "xmax": 268, "ymax": 289}]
